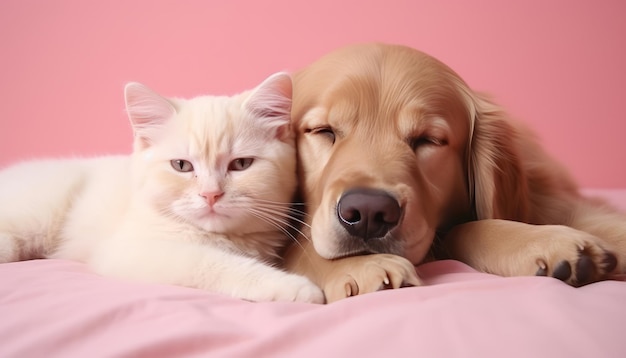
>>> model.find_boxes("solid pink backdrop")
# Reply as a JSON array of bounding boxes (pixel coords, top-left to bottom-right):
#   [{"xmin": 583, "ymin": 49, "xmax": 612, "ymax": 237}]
[{"xmin": 1, "ymin": 0, "xmax": 624, "ymax": 188}]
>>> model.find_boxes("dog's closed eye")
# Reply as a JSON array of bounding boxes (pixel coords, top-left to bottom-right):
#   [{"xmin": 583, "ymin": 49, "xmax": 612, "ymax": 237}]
[
  {"xmin": 305, "ymin": 126, "xmax": 336, "ymax": 144},
  {"xmin": 408, "ymin": 136, "xmax": 447, "ymax": 151}
]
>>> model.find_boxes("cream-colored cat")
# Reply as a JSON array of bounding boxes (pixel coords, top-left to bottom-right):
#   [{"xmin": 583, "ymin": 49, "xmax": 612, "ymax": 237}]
[{"xmin": 0, "ymin": 72, "xmax": 323, "ymax": 303}]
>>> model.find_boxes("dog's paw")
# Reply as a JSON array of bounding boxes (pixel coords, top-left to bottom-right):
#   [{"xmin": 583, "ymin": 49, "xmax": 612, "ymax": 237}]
[
  {"xmin": 446, "ymin": 220, "xmax": 619, "ymax": 287},
  {"xmin": 323, "ymin": 254, "xmax": 421, "ymax": 303},
  {"xmin": 529, "ymin": 226, "xmax": 618, "ymax": 286}
]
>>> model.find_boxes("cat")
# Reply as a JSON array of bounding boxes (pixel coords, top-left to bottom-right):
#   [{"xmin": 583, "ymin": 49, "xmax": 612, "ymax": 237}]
[{"xmin": 0, "ymin": 72, "xmax": 324, "ymax": 303}]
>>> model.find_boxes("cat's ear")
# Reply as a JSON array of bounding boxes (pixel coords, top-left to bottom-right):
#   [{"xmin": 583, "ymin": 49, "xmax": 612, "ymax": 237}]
[
  {"xmin": 243, "ymin": 72, "xmax": 293, "ymax": 140},
  {"xmin": 124, "ymin": 82, "xmax": 177, "ymax": 149}
]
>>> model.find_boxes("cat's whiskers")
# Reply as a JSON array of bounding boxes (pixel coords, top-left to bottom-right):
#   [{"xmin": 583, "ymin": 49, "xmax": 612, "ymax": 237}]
[
  {"xmin": 245, "ymin": 208, "xmax": 312, "ymax": 258},
  {"xmin": 252, "ymin": 199, "xmax": 311, "ymax": 219},
  {"xmin": 244, "ymin": 203, "xmax": 303, "ymax": 231},
  {"xmin": 244, "ymin": 208, "xmax": 302, "ymax": 250},
  {"xmin": 247, "ymin": 202, "xmax": 311, "ymax": 231},
  {"xmin": 246, "ymin": 199, "xmax": 309, "ymax": 225},
  {"xmin": 242, "ymin": 200, "xmax": 312, "ymax": 242},
  {"xmin": 252, "ymin": 198, "xmax": 306, "ymax": 206},
  {"xmin": 246, "ymin": 204, "xmax": 324, "ymax": 273},
  {"xmin": 225, "ymin": 196, "xmax": 311, "ymax": 228}
]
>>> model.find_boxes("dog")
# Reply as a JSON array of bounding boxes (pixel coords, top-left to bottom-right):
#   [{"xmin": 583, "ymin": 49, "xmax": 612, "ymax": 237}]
[{"xmin": 283, "ymin": 43, "xmax": 626, "ymax": 303}]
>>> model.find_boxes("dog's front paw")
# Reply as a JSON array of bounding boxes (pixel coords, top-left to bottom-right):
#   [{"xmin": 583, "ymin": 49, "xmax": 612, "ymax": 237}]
[
  {"xmin": 530, "ymin": 226, "xmax": 618, "ymax": 286},
  {"xmin": 323, "ymin": 254, "xmax": 421, "ymax": 303},
  {"xmin": 446, "ymin": 220, "xmax": 619, "ymax": 287}
]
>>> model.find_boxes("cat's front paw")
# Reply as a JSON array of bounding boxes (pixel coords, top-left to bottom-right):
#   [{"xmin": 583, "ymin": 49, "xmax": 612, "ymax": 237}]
[
  {"xmin": 282, "ymin": 275, "xmax": 326, "ymax": 304},
  {"xmin": 250, "ymin": 272, "xmax": 324, "ymax": 304}
]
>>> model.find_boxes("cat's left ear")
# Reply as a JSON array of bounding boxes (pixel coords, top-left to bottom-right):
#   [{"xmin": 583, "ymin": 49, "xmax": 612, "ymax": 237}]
[
  {"xmin": 124, "ymin": 82, "xmax": 177, "ymax": 149},
  {"xmin": 244, "ymin": 72, "xmax": 293, "ymax": 140}
]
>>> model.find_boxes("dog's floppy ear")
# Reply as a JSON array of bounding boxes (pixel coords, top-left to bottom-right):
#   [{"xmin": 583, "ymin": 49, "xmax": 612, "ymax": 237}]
[{"xmin": 466, "ymin": 92, "xmax": 531, "ymax": 221}]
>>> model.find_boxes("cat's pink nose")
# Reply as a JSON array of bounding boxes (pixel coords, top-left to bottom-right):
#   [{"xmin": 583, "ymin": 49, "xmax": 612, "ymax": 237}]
[{"xmin": 200, "ymin": 191, "xmax": 224, "ymax": 207}]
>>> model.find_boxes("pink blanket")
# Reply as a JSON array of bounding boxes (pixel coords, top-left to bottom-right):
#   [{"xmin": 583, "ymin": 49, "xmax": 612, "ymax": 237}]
[{"xmin": 1, "ymin": 190, "xmax": 625, "ymax": 357}]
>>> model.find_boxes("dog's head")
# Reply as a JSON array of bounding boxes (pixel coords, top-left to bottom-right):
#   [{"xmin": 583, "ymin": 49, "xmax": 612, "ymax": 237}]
[{"xmin": 293, "ymin": 43, "xmax": 532, "ymax": 264}]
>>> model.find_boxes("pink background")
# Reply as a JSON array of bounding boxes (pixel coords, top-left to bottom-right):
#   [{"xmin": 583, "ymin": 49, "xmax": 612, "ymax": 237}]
[{"xmin": 1, "ymin": 0, "xmax": 624, "ymax": 188}]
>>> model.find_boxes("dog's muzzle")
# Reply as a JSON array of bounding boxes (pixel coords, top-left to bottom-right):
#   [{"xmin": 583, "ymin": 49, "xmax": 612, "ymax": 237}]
[{"xmin": 336, "ymin": 188, "xmax": 402, "ymax": 240}]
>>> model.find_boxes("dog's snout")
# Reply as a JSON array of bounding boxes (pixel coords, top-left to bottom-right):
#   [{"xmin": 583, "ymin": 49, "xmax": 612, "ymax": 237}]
[{"xmin": 337, "ymin": 188, "xmax": 402, "ymax": 240}]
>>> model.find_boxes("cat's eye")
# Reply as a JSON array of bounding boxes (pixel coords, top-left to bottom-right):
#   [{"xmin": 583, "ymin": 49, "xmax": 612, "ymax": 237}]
[
  {"xmin": 306, "ymin": 126, "xmax": 336, "ymax": 144},
  {"xmin": 228, "ymin": 158, "xmax": 254, "ymax": 171},
  {"xmin": 171, "ymin": 159, "xmax": 194, "ymax": 172}
]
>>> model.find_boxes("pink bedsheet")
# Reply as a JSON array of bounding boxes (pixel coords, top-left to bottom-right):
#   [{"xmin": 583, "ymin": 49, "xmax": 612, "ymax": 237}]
[{"xmin": 1, "ymin": 190, "xmax": 625, "ymax": 357}]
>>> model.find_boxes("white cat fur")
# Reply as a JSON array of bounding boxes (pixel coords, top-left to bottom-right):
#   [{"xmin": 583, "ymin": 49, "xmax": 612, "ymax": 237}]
[{"xmin": 0, "ymin": 73, "xmax": 323, "ymax": 303}]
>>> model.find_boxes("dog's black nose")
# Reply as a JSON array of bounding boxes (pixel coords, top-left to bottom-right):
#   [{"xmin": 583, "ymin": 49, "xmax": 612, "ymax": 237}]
[{"xmin": 337, "ymin": 188, "xmax": 402, "ymax": 240}]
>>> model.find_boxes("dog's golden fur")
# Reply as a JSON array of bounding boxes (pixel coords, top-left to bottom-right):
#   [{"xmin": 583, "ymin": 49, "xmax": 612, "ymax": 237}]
[{"xmin": 284, "ymin": 43, "xmax": 626, "ymax": 302}]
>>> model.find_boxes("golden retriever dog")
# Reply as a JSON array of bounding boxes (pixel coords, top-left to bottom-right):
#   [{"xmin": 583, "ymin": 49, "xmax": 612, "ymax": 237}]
[{"xmin": 284, "ymin": 43, "xmax": 626, "ymax": 303}]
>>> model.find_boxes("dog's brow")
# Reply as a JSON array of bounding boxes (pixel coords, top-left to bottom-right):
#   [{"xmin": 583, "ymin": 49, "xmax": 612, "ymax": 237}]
[
  {"xmin": 397, "ymin": 106, "xmax": 427, "ymax": 134},
  {"xmin": 426, "ymin": 117, "xmax": 450, "ymax": 129},
  {"xmin": 301, "ymin": 107, "xmax": 328, "ymax": 127},
  {"xmin": 328, "ymin": 101, "xmax": 358, "ymax": 126}
]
